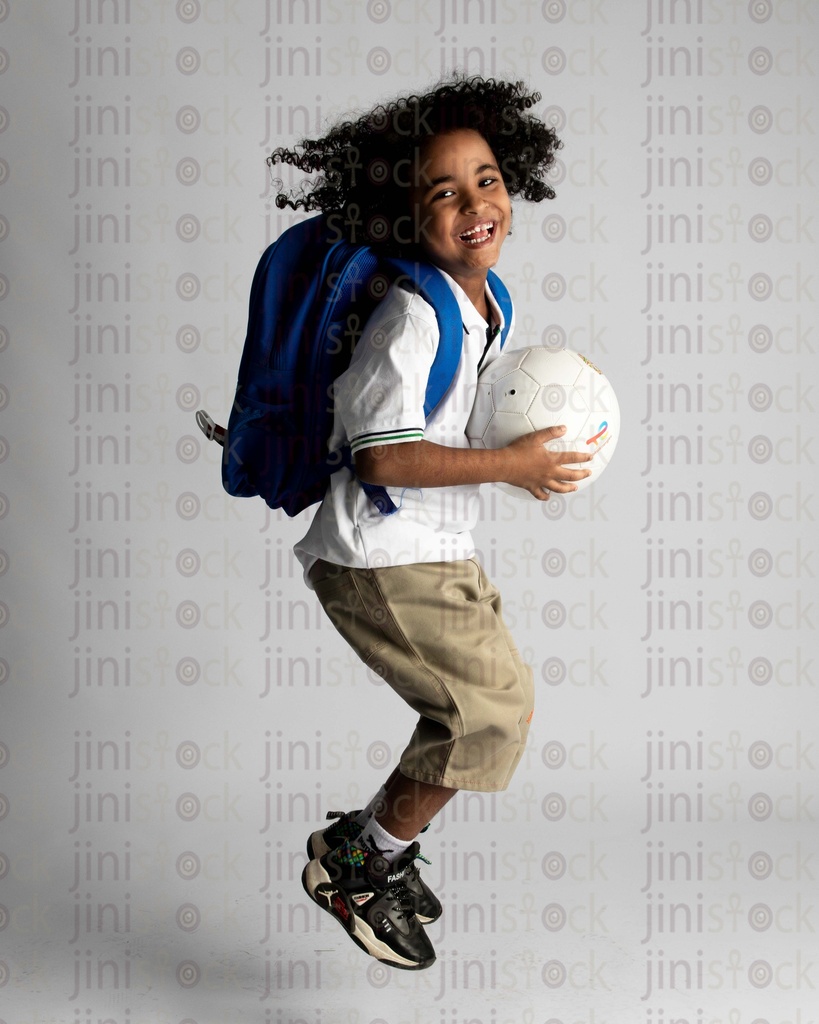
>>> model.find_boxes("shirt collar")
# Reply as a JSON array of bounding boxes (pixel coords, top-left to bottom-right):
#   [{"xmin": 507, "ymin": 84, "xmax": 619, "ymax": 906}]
[{"xmin": 433, "ymin": 267, "xmax": 506, "ymax": 336}]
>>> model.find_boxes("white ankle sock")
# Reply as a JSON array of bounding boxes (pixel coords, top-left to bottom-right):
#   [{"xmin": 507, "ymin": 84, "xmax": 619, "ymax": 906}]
[
  {"xmin": 354, "ymin": 786, "xmax": 388, "ymax": 828},
  {"xmin": 358, "ymin": 812, "xmax": 414, "ymax": 863}
]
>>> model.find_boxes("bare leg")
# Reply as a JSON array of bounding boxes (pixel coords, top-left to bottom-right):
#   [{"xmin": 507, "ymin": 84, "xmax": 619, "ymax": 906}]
[
  {"xmin": 380, "ymin": 766, "xmax": 401, "ymax": 794},
  {"xmin": 376, "ymin": 770, "xmax": 457, "ymax": 841}
]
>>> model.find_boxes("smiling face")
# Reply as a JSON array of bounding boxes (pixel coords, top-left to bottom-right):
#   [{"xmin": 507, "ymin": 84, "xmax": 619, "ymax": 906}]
[{"xmin": 410, "ymin": 128, "xmax": 512, "ymax": 304}]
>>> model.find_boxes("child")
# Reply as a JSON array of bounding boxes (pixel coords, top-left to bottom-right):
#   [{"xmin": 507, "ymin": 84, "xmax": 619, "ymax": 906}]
[{"xmin": 270, "ymin": 76, "xmax": 592, "ymax": 970}]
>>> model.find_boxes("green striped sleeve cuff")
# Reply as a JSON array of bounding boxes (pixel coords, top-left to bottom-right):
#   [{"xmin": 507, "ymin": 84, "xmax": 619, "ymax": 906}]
[{"xmin": 350, "ymin": 428, "xmax": 425, "ymax": 455}]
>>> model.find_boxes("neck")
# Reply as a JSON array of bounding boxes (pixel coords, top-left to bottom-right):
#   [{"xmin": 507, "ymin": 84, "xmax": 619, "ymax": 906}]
[{"xmin": 453, "ymin": 270, "xmax": 490, "ymax": 321}]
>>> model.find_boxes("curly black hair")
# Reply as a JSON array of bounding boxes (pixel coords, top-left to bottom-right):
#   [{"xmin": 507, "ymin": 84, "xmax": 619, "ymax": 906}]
[{"xmin": 268, "ymin": 75, "xmax": 562, "ymax": 253}]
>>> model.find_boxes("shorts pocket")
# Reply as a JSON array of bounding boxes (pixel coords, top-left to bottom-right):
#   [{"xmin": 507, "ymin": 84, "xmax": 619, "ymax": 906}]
[{"xmin": 314, "ymin": 570, "xmax": 388, "ymax": 664}]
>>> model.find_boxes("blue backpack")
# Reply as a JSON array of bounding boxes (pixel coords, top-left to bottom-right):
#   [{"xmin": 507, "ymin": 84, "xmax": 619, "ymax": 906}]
[{"xmin": 196, "ymin": 214, "xmax": 513, "ymax": 517}]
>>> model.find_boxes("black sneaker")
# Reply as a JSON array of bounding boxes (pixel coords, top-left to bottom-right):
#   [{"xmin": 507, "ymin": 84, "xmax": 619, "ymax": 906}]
[
  {"xmin": 307, "ymin": 811, "xmax": 442, "ymax": 924},
  {"xmin": 302, "ymin": 840, "xmax": 436, "ymax": 970},
  {"xmin": 306, "ymin": 810, "xmax": 363, "ymax": 860}
]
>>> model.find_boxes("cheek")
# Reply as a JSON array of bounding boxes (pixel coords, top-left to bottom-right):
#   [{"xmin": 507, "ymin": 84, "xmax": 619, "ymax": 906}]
[
  {"xmin": 421, "ymin": 211, "xmax": 447, "ymax": 240},
  {"xmin": 410, "ymin": 201, "xmax": 442, "ymax": 239}
]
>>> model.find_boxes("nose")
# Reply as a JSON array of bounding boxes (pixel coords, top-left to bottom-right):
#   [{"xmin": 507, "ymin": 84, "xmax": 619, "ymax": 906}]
[{"xmin": 460, "ymin": 186, "xmax": 486, "ymax": 214}]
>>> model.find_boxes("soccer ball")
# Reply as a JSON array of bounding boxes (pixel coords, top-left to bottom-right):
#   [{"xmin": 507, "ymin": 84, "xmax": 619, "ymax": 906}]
[{"xmin": 466, "ymin": 346, "xmax": 620, "ymax": 495}]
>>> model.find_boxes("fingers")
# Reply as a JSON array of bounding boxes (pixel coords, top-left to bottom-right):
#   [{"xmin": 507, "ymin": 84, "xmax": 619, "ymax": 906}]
[
  {"xmin": 531, "ymin": 464, "xmax": 594, "ymax": 498},
  {"xmin": 555, "ymin": 450, "xmax": 595, "ymax": 465},
  {"xmin": 527, "ymin": 478, "xmax": 580, "ymax": 500},
  {"xmin": 544, "ymin": 478, "xmax": 584, "ymax": 494},
  {"xmin": 559, "ymin": 464, "xmax": 594, "ymax": 480},
  {"xmin": 531, "ymin": 424, "xmax": 568, "ymax": 440},
  {"xmin": 541, "ymin": 463, "xmax": 594, "ymax": 486},
  {"xmin": 527, "ymin": 427, "xmax": 594, "ymax": 464}
]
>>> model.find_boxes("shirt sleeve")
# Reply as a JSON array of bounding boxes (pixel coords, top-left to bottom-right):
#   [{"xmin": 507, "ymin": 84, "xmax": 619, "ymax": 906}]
[{"xmin": 333, "ymin": 289, "xmax": 439, "ymax": 457}]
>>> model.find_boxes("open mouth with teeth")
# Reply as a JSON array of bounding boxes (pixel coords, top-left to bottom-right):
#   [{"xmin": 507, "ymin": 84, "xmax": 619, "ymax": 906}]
[{"xmin": 458, "ymin": 221, "xmax": 495, "ymax": 245}]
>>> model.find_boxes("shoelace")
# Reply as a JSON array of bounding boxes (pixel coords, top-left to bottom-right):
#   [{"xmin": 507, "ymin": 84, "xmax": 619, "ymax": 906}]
[{"xmin": 383, "ymin": 877, "xmax": 415, "ymax": 920}]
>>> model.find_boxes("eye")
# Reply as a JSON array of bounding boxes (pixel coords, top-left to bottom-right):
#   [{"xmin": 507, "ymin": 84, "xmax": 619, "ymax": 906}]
[
  {"xmin": 432, "ymin": 188, "xmax": 455, "ymax": 201},
  {"xmin": 479, "ymin": 176, "xmax": 498, "ymax": 187}
]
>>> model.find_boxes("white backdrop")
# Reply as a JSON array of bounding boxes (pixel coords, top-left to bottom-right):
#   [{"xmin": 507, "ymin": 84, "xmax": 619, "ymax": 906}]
[{"xmin": 3, "ymin": 1, "xmax": 818, "ymax": 1021}]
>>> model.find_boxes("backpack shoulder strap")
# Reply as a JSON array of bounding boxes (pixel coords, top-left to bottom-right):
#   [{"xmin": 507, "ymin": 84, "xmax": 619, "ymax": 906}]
[
  {"xmin": 487, "ymin": 269, "xmax": 513, "ymax": 349},
  {"xmin": 384, "ymin": 258, "xmax": 464, "ymax": 417}
]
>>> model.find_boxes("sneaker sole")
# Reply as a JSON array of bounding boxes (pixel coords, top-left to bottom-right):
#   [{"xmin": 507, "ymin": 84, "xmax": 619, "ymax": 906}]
[
  {"xmin": 306, "ymin": 828, "xmax": 331, "ymax": 861},
  {"xmin": 301, "ymin": 858, "xmax": 435, "ymax": 971}
]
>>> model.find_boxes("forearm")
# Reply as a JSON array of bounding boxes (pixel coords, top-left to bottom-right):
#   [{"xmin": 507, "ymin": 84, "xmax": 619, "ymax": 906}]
[
  {"xmin": 355, "ymin": 440, "xmax": 508, "ymax": 489},
  {"xmin": 354, "ymin": 428, "xmax": 594, "ymax": 498}
]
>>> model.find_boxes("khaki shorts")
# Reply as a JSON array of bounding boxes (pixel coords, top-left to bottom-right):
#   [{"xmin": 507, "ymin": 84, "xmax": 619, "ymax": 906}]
[{"xmin": 309, "ymin": 557, "xmax": 534, "ymax": 792}]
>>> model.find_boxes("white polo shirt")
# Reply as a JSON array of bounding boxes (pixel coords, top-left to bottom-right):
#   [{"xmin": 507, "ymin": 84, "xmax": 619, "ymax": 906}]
[{"xmin": 294, "ymin": 268, "xmax": 511, "ymax": 584}]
